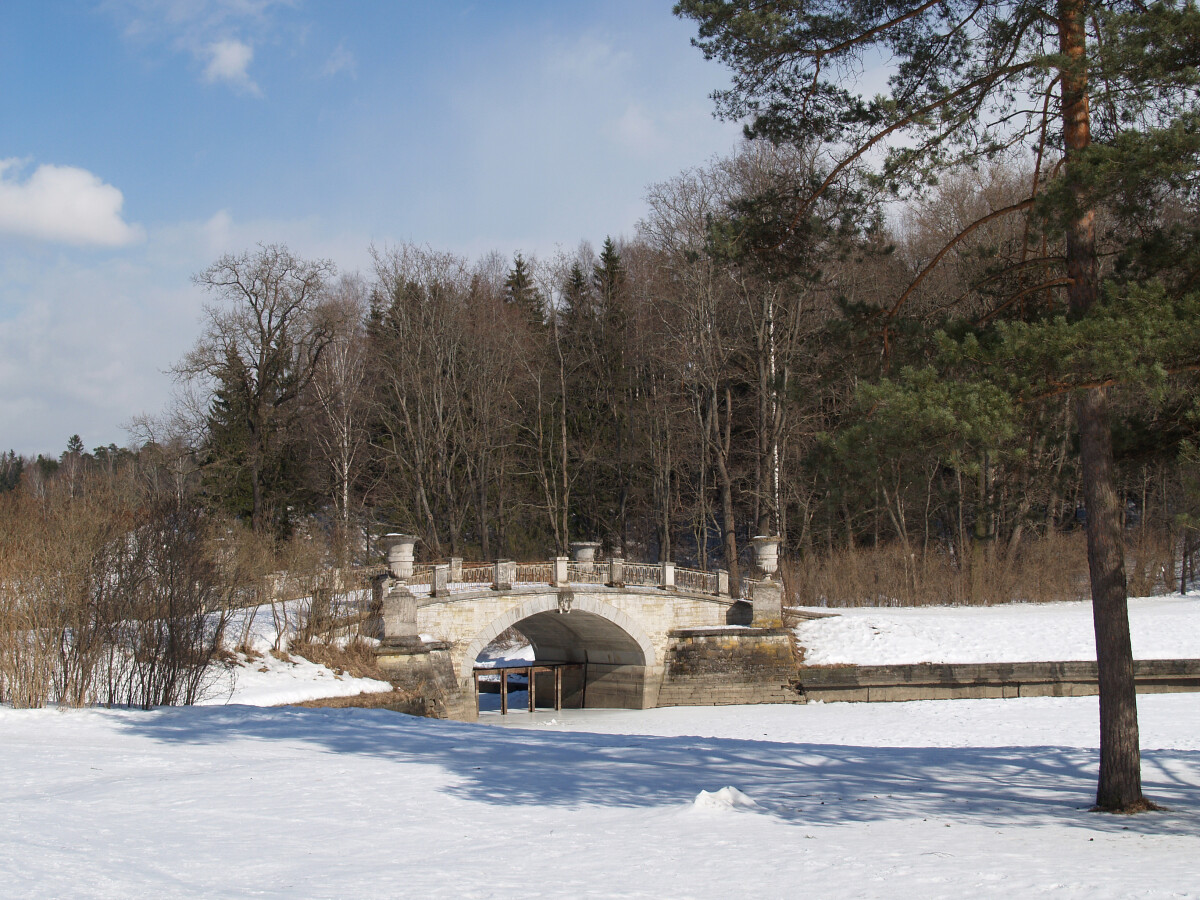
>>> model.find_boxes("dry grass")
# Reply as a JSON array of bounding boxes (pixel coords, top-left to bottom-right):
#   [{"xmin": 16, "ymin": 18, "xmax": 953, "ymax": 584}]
[
  {"xmin": 289, "ymin": 688, "xmax": 436, "ymax": 717},
  {"xmin": 288, "ymin": 636, "xmax": 386, "ymax": 682},
  {"xmin": 1125, "ymin": 529, "xmax": 1178, "ymax": 598},
  {"xmin": 783, "ymin": 532, "xmax": 1095, "ymax": 607}
]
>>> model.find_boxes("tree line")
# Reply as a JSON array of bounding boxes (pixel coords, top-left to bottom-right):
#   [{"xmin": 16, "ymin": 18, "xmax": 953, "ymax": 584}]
[{"xmin": 5, "ymin": 138, "xmax": 1198, "ymax": 600}]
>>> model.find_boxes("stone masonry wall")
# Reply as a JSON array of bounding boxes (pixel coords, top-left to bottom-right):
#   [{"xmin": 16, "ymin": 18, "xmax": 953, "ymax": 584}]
[
  {"xmin": 375, "ymin": 643, "xmax": 475, "ymax": 721},
  {"xmin": 656, "ymin": 628, "xmax": 803, "ymax": 707}
]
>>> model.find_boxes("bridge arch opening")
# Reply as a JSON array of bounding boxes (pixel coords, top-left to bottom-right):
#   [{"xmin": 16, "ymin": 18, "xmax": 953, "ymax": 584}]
[{"xmin": 467, "ymin": 595, "xmax": 656, "ymax": 710}]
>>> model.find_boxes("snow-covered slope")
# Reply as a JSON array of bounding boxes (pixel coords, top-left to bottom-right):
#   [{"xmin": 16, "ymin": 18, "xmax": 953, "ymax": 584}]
[
  {"xmin": 199, "ymin": 650, "xmax": 393, "ymax": 707},
  {"xmin": 200, "ymin": 598, "xmax": 393, "ymax": 706},
  {"xmin": 794, "ymin": 595, "xmax": 1200, "ymax": 665}
]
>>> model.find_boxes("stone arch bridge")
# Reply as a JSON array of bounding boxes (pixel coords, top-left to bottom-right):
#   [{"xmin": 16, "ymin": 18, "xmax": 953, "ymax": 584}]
[{"xmin": 373, "ymin": 538, "xmax": 800, "ymax": 720}]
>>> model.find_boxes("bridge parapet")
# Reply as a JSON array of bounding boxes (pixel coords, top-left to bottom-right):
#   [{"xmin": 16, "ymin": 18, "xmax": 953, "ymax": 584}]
[{"xmin": 396, "ymin": 554, "xmax": 730, "ymax": 598}]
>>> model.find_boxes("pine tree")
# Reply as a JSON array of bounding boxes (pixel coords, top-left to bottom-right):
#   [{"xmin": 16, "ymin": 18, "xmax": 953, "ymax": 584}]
[{"xmin": 677, "ymin": 0, "xmax": 1200, "ymax": 811}]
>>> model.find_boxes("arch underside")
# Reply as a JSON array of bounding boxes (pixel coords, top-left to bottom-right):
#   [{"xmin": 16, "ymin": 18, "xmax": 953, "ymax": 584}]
[{"xmin": 465, "ymin": 595, "xmax": 656, "ymax": 710}]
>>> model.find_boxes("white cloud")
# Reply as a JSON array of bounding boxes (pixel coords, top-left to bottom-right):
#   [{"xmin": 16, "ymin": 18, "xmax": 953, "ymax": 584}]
[
  {"xmin": 321, "ymin": 40, "xmax": 356, "ymax": 78},
  {"xmin": 614, "ymin": 103, "xmax": 669, "ymax": 157},
  {"xmin": 0, "ymin": 208, "xmax": 376, "ymax": 455},
  {"xmin": 106, "ymin": 1, "xmax": 289, "ymax": 38},
  {"xmin": 203, "ymin": 39, "xmax": 261, "ymax": 95},
  {"xmin": 104, "ymin": 0, "xmax": 291, "ymax": 94},
  {"xmin": 0, "ymin": 159, "xmax": 144, "ymax": 247},
  {"xmin": 545, "ymin": 35, "xmax": 632, "ymax": 81}
]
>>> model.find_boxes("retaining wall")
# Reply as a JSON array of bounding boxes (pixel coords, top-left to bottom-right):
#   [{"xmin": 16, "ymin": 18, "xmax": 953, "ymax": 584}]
[{"xmin": 798, "ymin": 658, "xmax": 1200, "ymax": 702}]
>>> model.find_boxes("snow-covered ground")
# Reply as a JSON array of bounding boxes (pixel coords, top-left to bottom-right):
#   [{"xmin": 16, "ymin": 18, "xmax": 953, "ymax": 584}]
[
  {"xmin": 2, "ymin": 695, "xmax": 1198, "ymax": 899},
  {"xmin": 795, "ymin": 594, "xmax": 1200, "ymax": 665},
  {"xmin": 199, "ymin": 650, "xmax": 393, "ymax": 707},
  {"xmin": 200, "ymin": 599, "xmax": 393, "ymax": 706}
]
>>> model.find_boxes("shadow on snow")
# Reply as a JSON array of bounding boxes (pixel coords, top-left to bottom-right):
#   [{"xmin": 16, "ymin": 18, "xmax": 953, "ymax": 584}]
[{"xmin": 117, "ymin": 704, "xmax": 1200, "ymax": 834}]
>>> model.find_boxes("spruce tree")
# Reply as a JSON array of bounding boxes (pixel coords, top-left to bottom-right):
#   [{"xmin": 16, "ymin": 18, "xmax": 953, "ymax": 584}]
[
  {"xmin": 0, "ymin": 450, "xmax": 22, "ymax": 493},
  {"xmin": 504, "ymin": 252, "xmax": 545, "ymax": 329}
]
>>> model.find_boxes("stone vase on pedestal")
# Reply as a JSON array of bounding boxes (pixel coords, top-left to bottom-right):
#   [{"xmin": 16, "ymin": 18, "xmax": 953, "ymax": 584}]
[
  {"xmin": 751, "ymin": 535, "xmax": 782, "ymax": 579},
  {"xmin": 569, "ymin": 541, "xmax": 603, "ymax": 572},
  {"xmin": 381, "ymin": 533, "xmax": 417, "ymax": 580}
]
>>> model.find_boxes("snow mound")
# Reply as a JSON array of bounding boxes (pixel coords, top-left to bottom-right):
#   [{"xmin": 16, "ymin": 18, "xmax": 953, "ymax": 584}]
[{"xmin": 692, "ymin": 786, "xmax": 759, "ymax": 812}]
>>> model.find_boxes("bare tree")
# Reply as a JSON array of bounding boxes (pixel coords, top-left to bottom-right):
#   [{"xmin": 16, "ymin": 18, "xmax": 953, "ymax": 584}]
[
  {"xmin": 309, "ymin": 274, "xmax": 372, "ymax": 556},
  {"xmin": 176, "ymin": 244, "xmax": 337, "ymax": 534},
  {"xmin": 369, "ymin": 244, "xmax": 472, "ymax": 556}
]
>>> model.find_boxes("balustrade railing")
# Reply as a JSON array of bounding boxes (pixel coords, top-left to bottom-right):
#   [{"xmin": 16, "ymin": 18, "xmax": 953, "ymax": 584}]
[
  {"xmin": 622, "ymin": 563, "xmax": 661, "ymax": 586},
  {"xmin": 460, "ymin": 563, "xmax": 495, "ymax": 585},
  {"xmin": 381, "ymin": 556, "xmax": 726, "ymax": 596},
  {"xmin": 676, "ymin": 568, "xmax": 718, "ymax": 594},
  {"xmin": 514, "ymin": 562, "xmax": 553, "ymax": 584},
  {"xmin": 406, "ymin": 568, "xmax": 434, "ymax": 590},
  {"xmin": 565, "ymin": 562, "xmax": 606, "ymax": 584}
]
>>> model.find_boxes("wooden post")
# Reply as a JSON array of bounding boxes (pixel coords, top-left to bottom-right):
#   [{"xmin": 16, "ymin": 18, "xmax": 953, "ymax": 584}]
[
  {"xmin": 473, "ymin": 670, "xmax": 481, "ymax": 716},
  {"xmin": 500, "ymin": 669, "xmax": 508, "ymax": 715},
  {"xmin": 527, "ymin": 666, "xmax": 535, "ymax": 712},
  {"xmin": 554, "ymin": 666, "xmax": 562, "ymax": 711}
]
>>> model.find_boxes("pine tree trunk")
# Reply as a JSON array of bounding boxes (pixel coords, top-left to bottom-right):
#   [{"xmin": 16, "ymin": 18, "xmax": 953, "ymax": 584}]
[{"xmin": 1059, "ymin": 0, "xmax": 1147, "ymax": 812}]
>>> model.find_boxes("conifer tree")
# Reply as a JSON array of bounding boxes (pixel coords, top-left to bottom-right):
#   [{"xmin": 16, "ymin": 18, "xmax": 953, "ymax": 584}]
[
  {"xmin": 0, "ymin": 450, "xmax": 22, "ymax": 494},
  {"xmin": 504, "ymin": 252, "xmax": 544, "ymax": 329},
  {"xmin": 677, "ymin": 0, "xmax": 1200, "ymax": 811},
  {"xmin": 178, "ymin": 245, "xmax": 336, "ymax": 536}
]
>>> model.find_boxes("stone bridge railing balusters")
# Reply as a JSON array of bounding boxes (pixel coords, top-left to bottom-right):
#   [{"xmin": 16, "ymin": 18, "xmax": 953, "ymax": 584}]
[{"xmin": 380, "ymin": 530, "xmax": 732, "ymax": 598}]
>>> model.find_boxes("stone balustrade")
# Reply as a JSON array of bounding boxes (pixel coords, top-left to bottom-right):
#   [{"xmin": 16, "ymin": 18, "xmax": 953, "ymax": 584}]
[{"xmin": 389, "ymin": 550, "xmax": 730, "ymax": 597}]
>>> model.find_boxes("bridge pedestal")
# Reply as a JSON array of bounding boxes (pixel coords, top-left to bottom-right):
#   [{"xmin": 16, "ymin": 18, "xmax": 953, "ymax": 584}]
[
  {"xmin": 747, "ymin": 579, "xmax": 783, "ymax": 628},
  {"xmin": 377, "ymin": 640, "xmax": 475, "ymax": 721}
]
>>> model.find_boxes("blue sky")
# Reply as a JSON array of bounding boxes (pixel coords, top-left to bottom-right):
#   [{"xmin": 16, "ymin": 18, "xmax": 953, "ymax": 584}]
[{"xmin": 0, "ymin": 1, "xmax": 741, "ymax": 456}]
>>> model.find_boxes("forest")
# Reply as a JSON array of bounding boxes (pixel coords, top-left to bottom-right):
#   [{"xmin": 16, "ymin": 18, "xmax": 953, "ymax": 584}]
[
  {"xmin": 4, "ymin": 131, "xmax": 1197, "ymax": 605},
  {"xmin": 5, "ymin": 1, "xmax": 1200, "ymax": 812}
]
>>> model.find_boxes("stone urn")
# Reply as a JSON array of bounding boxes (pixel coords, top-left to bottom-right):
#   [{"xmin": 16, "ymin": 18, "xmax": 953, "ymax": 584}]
[
  {"xmin": 751, "ymin": 535, "xmax": 782, "ymax": 579},
  {"xmin": 569, "ymin": 541, "xmax": 603, "ymax": 572},
  {"xmin": 381, "ymin": 533, "xmax": 418, "ymax": 580}
]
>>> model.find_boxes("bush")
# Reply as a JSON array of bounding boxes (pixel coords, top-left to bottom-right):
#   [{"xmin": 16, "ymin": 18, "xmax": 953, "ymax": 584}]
[{"xmin": 0, "ymin": 483, "xmax": 229, "ymax": 708}]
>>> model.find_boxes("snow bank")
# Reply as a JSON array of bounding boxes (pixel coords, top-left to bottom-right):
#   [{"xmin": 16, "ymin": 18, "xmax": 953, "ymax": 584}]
[
  {"xmin": 475, "ymin": 642, "xmax": 535, "ymax": 668},
  {"xmin": 198, "ymin": 650, "xmax": 393, "ymax": 707},
  {"xmin": 205, "ymin": 596, "xmax": 391, "ymax": 706},
  {"xmin": 794, "ymin": 594, "xmax": 1200, "ymax": 665}
]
